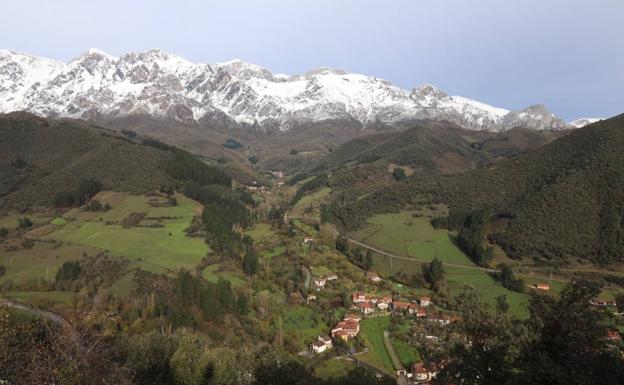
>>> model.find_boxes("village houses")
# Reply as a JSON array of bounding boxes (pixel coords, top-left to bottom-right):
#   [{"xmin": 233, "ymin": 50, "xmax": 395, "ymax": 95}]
[
  {"xmin": 331, "ymin": 314, "xmax": 361, "ymax": 341},
  {"xmin": 366, "ymin": 271, "xmax": 382, "ymax": 282}
]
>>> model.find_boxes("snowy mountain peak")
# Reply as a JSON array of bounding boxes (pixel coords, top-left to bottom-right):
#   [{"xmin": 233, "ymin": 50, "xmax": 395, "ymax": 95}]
[
  {"xmin": 412, "ymin": 83, "xmax": 448, "ymax": 99},
  {"xmin": 0, "ymin": 48, "xmax": 576, "ymax": 132}
]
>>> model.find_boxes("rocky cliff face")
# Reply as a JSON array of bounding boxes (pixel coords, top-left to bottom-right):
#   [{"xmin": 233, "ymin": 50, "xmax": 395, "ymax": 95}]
[{"xmin": 0, "ymin": 48, "xmax": 582, "ymax": 131}]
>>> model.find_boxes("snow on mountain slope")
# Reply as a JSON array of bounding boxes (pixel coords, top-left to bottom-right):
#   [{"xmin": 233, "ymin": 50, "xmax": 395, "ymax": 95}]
[
  {"xmin": 0, "ymin": 49, "xmax": 575, "ymax": 131},
  {"xmin": 568, "ymin": 117, "xmax": 602, "ymax": 128}
]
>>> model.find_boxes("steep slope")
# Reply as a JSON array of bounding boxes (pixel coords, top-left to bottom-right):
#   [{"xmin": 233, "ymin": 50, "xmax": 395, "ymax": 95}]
[
  {"xmin": 0, "ymin": 49, "xmax": 574, "ymax": 132},
  {"xmin": 0, "ymin": 112, "xmax": 177, "ymax": 208},
  {"xmin": 329, "ymin": 114, "xmax": 624, "ymax": 264}
]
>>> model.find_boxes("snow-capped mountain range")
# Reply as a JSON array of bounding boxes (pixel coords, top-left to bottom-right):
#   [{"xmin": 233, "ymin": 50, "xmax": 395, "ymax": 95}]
[{"xmin": 0, "ymin": 48, "xmax": 600, "ymax": 131}]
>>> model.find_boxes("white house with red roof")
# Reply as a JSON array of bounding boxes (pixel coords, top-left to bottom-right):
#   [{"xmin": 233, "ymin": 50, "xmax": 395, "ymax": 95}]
[{"xmin": 311, "ymin": 335, "xmax": 333, "ymax": 353}]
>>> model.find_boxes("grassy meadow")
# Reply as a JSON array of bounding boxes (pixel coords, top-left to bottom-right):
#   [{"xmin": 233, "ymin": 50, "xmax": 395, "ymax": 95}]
[
  {"xmin": 352, "ymin": 210, "xmax": 532, "ymax": 316},
  {"xmin": 42, "ymin": 193, "xmax": 209, "ymax": 272},
  {"xmin": 359, "ymin": 317, "xmax": 395, "ymax": 373}
]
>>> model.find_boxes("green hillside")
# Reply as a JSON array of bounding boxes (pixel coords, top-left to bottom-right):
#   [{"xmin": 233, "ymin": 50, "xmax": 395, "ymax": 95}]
[
  {"xmin": 314, "ymin": 121, "xmax": 564, "ymax": 174},
  {"xmin": 0, "ymin": 112, "xmax": 178, "ymax": 208},
  {"xmin": 329, "ymin": 114, "xmax": 624, "ymax": 264}
]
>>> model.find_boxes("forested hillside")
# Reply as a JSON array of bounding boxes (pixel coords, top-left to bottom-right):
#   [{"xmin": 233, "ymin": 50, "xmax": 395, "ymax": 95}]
[
  {"xmin": 0, "ymin": 112, "xmax": 177, "ymax": 208},
  {"xmin": 313, "ymin": 121, "xmax": 565, "ymax": 174},
  {"xmin": 328, "ymin": 114, "xmax": 624, "ymax": 264}
]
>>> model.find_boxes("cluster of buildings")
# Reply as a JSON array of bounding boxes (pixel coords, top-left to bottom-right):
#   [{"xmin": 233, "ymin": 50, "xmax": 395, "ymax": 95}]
[
  {"xmin": 330, "ymin": 314, "xmax": 362, "ymax": 342},
  {"xmin": 351, "ymin": 292, "xmax": 431, "ymax": 316},
  {"xmin": 409, "ymin": 362, "xmax": 439, "ymax": 382},
  {"xmin": 271, "ymin": 170, "xmax": 285, "ymax": 187}
]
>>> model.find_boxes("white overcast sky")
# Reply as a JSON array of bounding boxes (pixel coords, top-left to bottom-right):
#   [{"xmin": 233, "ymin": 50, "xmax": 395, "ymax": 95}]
[{"xmin": 1, "ymin": 0, "xmax": 622, "ymax": 120}]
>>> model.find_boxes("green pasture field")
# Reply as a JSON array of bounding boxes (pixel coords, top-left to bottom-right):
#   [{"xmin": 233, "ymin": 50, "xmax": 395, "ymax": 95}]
[
  {"xmin": 359, "ymin": 317, "xmax": 394, "ymax": 373},
  {"xmin": 261, "ymin": 245, "xmax": 286, "ymax": 260},
  {"xmin": 2, "ymin": 290, "xmax": 76, "ymax": 305},
  {"xmin": 50, "ymin": 217, "xmax": 68, "ymax": 226},
  {"xmin": 0, "ymin": 242, "xmax": 100, "ymax": 284},
  {"xmin": 244, "ymin": 223, "xmax": 277, "ymax": 242},
  {"xmin": 352, "ymin": 211, "xmax": 471, "ymax": 265},
  {"xmin": 352, "ymin": 211, "xmax": 533, "ymax": 317},
  {"xmin": 202, "ymin": 264, "xmax": 246, "ymax": 288},
  {"xmin": 314, "ymin": 359, "xmax": 354, "ymax": 379},
  {"xmin": 392, "ymin": 337, "xmax": 421, "ymax": 367},
  {"xmin": 0, "ymin": 212, "xmax": 54, "ymax": 230},
  {"xmin": 43, "ymin": 194, "xmax": 209, "ymax": 272},
  {"xmin": 291, "ymin": 187, "xmax": 331, "ymax": 217},
  {"xmin": 282, "ymin": 305, "xmax": 328, "ymax": 344}
]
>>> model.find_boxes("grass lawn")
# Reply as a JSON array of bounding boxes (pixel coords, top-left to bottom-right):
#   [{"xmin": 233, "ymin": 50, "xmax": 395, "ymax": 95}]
[
  {"xmin": 292, "ymin": 187, "xmax": 331, "ymax": 217},
  {"xmin": 282, "ymin": 305, "xmax": 328, "ymax": 344},
  {"xmin": 0, "ymin": 242, "xmax": 100, "ymax": 284},
  {"xmin": 43, "ymin": 194, "xmax": 209, "ymax": 272},
  {"xmin": 261, "ymin": 245, "xmax": 286, "ymax": 260},
  {"xmin": 202, "ymin": 264, "xmax": 246, "ymax": 288},
  {"xmin": 393, "ymin": 338, "xmax": 421, "ymax": 367},
  {"xmin": 359, "ymin": 317, "xmax": 394, "ymax": 373},
  {"xmin": 292, "ymin": 219, "xmax": 318, "ymax": 236},
  {"xmin": 50, "ymin": 217, "xmax": 68, "ymax": 226},
  {"xmin": 244, "ymin": 223, "xmax": 277, "ymax": 242},
  {"xmin": 0, "ymin": 212, "xmax": 54, "ymax": 230},
  {"xmin": 314, "ymin": 359, "xmax": 354, "ymax": 379}
]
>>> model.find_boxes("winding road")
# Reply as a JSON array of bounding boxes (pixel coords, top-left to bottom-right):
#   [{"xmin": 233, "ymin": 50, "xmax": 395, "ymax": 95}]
[{"xmin": 0, "ymin": 298, "xmax": 68, "ymax": 327}]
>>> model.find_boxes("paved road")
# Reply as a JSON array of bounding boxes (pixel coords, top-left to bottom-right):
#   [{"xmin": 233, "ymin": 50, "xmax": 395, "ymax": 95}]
[{"xmin": 0, "ymin": 298, "xmax": 68, "ymax": 327}]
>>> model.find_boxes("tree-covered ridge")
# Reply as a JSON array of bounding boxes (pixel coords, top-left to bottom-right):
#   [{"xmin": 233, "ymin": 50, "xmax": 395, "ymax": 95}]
[
  {"xmin": 329, "ymin": 115, "xmax": 624, "ymax": 264},
  {"xmin": 0, "ymin": 112, "xmax": 175, "ymax": 208},
  {"xmin": 312, "ymin": 121, "xmax": 564, "ymax": 174},
  {"xmin": 165, "ymin": 151, "xmax": 231, "ymax": 187}
]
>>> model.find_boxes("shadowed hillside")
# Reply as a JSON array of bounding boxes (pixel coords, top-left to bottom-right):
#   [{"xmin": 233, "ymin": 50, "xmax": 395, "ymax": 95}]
[{"xmin": 0, "ymin": 112, "xmax": 176, "ymax": 208}]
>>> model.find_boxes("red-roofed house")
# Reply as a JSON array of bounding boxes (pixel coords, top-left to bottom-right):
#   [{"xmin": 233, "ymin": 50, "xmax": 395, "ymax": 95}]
[
  {"xmin": 331, "ymin": 320, "xmax": 360, "ymax": 341},
  {"xmin": 393, "ymin": 301, "xmax": 410, "ymax": 312},
  {"xmin": 409, "ymin": 304, "xmax": 427, "ymax": 318},
  {"xmin": 358, "ymin": 301, "xmax": 375, "ymax": 315},
  {"xmin": 352, "ymin": 292, "xmax": 366, "ymax": 303}
]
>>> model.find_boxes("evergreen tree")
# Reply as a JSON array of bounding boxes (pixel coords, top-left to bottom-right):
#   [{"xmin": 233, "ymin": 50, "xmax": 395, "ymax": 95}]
[{"xmin": 242, "ymin": 251, "xmax": 259, "ymax": 275}]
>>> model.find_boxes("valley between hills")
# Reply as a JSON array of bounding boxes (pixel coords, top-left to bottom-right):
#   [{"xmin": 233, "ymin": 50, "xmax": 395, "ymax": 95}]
[{"xmin": 1, "ymin": 110, "xmax": 624, "ymax": 384}]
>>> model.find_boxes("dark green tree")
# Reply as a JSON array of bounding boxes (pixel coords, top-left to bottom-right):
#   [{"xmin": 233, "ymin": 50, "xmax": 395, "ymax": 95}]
[
  {"xmin": 392, "ymin": 167, "xmax": 407, "ymax": 181},
  {"xmin": 495, "ymin": 294, "xmax": 509, "ymax": 314},
  {"xmin": 243, "ymin": 251, "xmax": 259, "ymax": 275}
]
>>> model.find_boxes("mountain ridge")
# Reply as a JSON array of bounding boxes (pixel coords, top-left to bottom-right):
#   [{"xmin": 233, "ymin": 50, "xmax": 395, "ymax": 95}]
[{"xmin": 0, "ymin": 48, "xmax": 600, "ymax": 132}]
